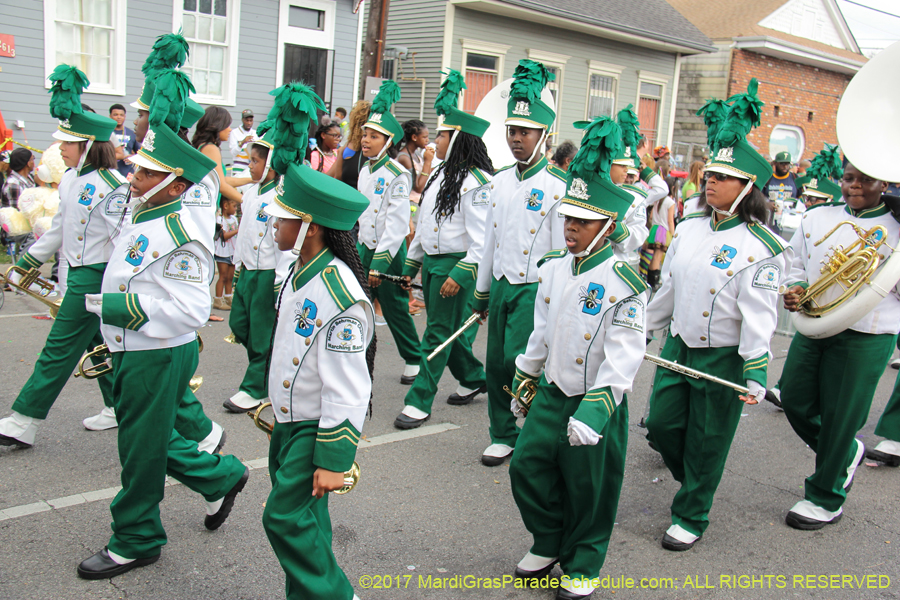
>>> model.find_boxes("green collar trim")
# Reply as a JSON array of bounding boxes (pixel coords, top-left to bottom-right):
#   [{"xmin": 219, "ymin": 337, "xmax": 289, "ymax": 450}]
[
  {"xmin": 78, "ymin": 164, "xmax": 97, "ymax": 178},
  {"xmin": 710, "ymin": 213, "xmax": 744, "ymax": 232},
  {"xmin": 845, "ymin": 203, "xmax": 889, "ymax": 219},
  {"xmin": 369, "ymin": 154, "xmax": 391, "ymax": 174},
  {"xmin": 292, "ymin": 247, "xmax": 335, "ymax": 292},
  {"xmin": 517, "ymin": 156, "xmax": 548, "ymax": 182},
  {"xmin": 573, "ymin": 241, "xmax": 613, "ymax": 275},
  {"xmin": 133, "ymin": 198, "xmax": 183, "ymax": 224},
  {"xmin": 259, "ymin": 179, "xmax": 278, "ymax": 195}
]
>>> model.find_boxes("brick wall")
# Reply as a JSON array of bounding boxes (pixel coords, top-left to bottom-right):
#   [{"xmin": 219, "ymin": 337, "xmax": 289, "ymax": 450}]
[{"xmin": 729, "ymin": 49, "xmax": 851, "ymax": 162}]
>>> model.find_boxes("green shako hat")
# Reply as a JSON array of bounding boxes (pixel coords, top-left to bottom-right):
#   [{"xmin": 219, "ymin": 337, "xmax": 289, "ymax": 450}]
[
  {"xmin": 797, "ymin": 144, "xmax": 843, "ymax": 200},
  {"xmin": 434, "ymin": 69, "xmax": 490, "ymax": 137},
  {"xmin": 253, "ymin": 81, "xmax": 326, "ymax": 180},
  {"xmin": 705, "ymin": 78, "xmax": 771, "ymax": 191},
  {"xmin": 181, "ymin": 99, "xmax": 205, "ymax": 129},
  {"xmin": 560, "ymin": 116, "xmax": 633, "ymax": 221},
  {"xmin": 48, "ymin": 65, "xmax": 117, "ymax": 144},
  {"xmin": 506, "ymin": 59, "xmax": 555, "ymax": 130},
  {"xmin": 265, "ymin": 164, "xmax": 369, "ymax": 230},
  {"xmin": 130, "ymin": 69, "xmax": 215, "ymax": 184},
  {"xmin": 696, "ymin": 97, "xmax": 731, "ymax": 153},
  {"xmin": 132, "ymin": 32, "xmax": 190, "ymax": 111},
  {"xmin": 613, "ymin": 104, "xmax": 641, "ymax": 173},
  {"xmin": 364, "ymin": 79, "xmax": 404, "ymax": 143}
]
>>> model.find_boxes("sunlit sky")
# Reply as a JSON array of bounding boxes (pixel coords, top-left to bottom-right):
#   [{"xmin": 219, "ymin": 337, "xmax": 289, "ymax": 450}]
[{"xmin": 836, "ymin": 0, "xmax": 900, "ymax": 57}]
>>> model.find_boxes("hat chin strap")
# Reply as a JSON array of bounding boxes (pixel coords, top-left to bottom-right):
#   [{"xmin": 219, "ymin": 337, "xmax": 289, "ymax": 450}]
[
  {"xmin": 130, "ymin": 172, "xmax": 178, "ymax": 208},
  {"xmin": 76, "ymin": 140, "xmax": 93, "ymax": 174},
  {"xmin": 444, "ymin": 130, "xmax": 460, "ymax": 162},
  {"xmin": 373, "ymin": 138, "xmax": 393, "ymax": 162},
  {"xmin": 291, "ymin": 216, "xmax": 314, "ymax": 256},
  {"xmin": 572, "ymin": 219, "xmax": 613, "ymax": 258},
  {"xmin": 712, "ymin": 178, "xmax": 754, "ymax": 218},
  {"xmin": 254, "ymin": 144, "xmax": 274, "ymax": 183}
]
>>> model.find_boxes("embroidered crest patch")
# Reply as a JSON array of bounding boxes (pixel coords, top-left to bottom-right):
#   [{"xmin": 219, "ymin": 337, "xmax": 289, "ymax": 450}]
[
  {"xmin": 752, "ymin": 263, "xmax": 781, "ymax": 291},
  {"xmin": 525, "ymin": 188, "xmax": 544, "ymax": 211},
  {"xmin": 710, "ymin": 245, "xmax": 737, "ymax": 269},
  {"xmin": 714, "ymin": 147, "xmax": 734, "ymax": 163},
  {"xmin": 257, "ymin": 202, "xmax": 269, "ymax": 222},
  {"xmin": 374, "ymin": 177, "xmax": 385, "ymax": 195},
  {"xmin": 163, "ymin": 251, "xmax": 203, "ymax": 283},
  {"xmin": 391, "ymin": 181, "xmax": 408, "ymax": 199},
  {"xmin": 612, "ymin": 298, "xmax": 645, "ymax": 332},
  {"xmin": 78, "ymin": 184, "xmax": 96, "ymax": 206},
  {"xmin": 473, "ymin": 187, "xmax": 490, "ymax": 206},
  {"xmin": 182, "ymin": 182, "xmax": 213, "ymax": 207},
  {"xmin": 579, "ymin": 283, "xmax": 605, "ymax": 316},
  {"xmin": 105, "ymin": 190, "xmax": 128, "ymax": 215},
  {"xmin": 326, "ymin": 317, "xmax": 365, "ymax": 353},
  {"xmin": 568, "ymin": 178, "xmax": 590, "ymax": 201},
  {"xmin": 294, "ymin": 299, "xmax": 318, "ymax": 337},
  {"xmin": 125, "ymin": 235, "xmax": 149, "ymax": 266},
  {"xmin": 512, "ymin": 101, "xmax": 531, "ymax": 116},
  {"xmin": 142, "ymin": 129, "xmax": 156, "ymax": 152}
]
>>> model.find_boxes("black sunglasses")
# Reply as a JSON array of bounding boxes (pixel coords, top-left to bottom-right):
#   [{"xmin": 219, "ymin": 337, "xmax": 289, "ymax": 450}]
[{"xmin": 704, "ymin": 172, "xmax": 738, "ymax": 183}]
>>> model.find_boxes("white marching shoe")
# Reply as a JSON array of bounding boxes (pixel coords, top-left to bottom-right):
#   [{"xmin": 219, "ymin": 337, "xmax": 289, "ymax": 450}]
[
  {"xmin": 82, "ymin": 406, "xmax": 118, "ymax": 431},
  {"xmin": 0, "ymin": 412, "xmax": 40, "ymax": 448}
]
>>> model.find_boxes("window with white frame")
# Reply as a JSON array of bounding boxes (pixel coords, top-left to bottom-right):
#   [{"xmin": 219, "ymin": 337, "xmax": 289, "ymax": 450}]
[
  {"xmin": 44, "ymin": 0, "xmax": 127, "ymax": 95},
  {"xmin": 175, "ymin": 0, "xmax": 242, "ymax": 105},
  {"xmin": 635, "ymin": 71, "xmax": 669, "ymax": 148},
  {"xmin": 769, "ymin": 125, "xmax": 805, "ymax": 162},
  {"xmin": 460, "ymin": 39, "xmax": 510, "ymax": 114},
  {"xmin": 526, "ymin": 50, "xmax": 569, "ymax": 138},
  {"xmin": 584, "ymin": 61, "xmax": 623, "ymax": 120}
]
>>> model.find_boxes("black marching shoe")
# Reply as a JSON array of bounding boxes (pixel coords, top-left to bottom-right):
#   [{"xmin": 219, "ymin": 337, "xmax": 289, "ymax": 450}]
[
  {"xmin": 205, "ymin": 467, "xmax": 249, "ymax": 530},
  {"xmin": 400, "ymin": 374, "xmax": 417, "ymax": 385},
  {"xmin": 661, "ymin": 533, "xmax": 697, "ymax": 551},
  {"xmin": 514, "ymin": 562, "xmax": 556, "ymax": 581},
  {"xmin": 77, "ymin": 548, "xmax": 159, "ymax": 580},
  {"xmin": 557, "ymin": 588, "xmax": 593, "ymax": 600},
  {"xmin": 447, "ymin": 385, "xmax": 487, "ymax": 405},
  {"xmin": 393, "ymin": 413, "xmax": 430, "ymax": 430}
]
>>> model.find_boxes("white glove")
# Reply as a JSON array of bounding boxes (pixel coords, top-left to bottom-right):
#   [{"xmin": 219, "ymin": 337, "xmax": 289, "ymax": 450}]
[
  {"xmin": 567, "ymin": 417, "xmax": 601, "ymax": 446},
  {"xmin": 85, "ymin": 293, "xmax": 103, "ymax": 316},
  {"xmin": 511, "ymin": 398, "xmax": 526, "ymax": 417},
  {"xmin": 743, "ymin": 380, "xmax": 766, "ymax": 405},
  {"xmin": 7, "ymin": 269, "xmax": 21, "ymax": 286}
]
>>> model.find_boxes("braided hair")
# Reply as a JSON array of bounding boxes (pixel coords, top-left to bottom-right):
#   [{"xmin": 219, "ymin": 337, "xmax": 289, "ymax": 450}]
[
  {"xmin": 423, "ymin": 131, "xmax": 493, "ymax": 224},
  {"xmin": 400, "ymin": 120, "xmax": 426, "ymax": 147}
]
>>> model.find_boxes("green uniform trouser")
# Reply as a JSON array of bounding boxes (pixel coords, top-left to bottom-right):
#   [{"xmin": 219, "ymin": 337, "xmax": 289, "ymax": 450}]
[
  {"xmin": 645, "ymin": 335, "xmax": 745, "ymax": 538},
  {"xmin": 510, "ymin": 376, "xmax": 628, "ymax": 579},
  {"xmin": 173, "ymin": 388, "xmax": 214, "ymax": 443},
  {"xmin": 875, "ymin": 368, "xmax": 900, "ymax": 443},
  {"xmin": 405, "ymin": 253, "xmax": 485, "ymax": 414},
  {"xmin": 780, "ymin": 330, "xmax": 895, "ymax": 512},
  {"xmin": 229, "ymin": 268, "xmax": 277, "ymax": 400},
  {"xmin": 486, "ymin": 277, "xmax": 537, "ymax": 447},
  {"xmin": 107, "ymin": 341, "xmax": 246, "ymax": 559},
  {"xmin": 263, "ymin": 421, "xmax": 355, "ymax": 600},
  {"xmin": 358, "ymin": 241, "xmax": 421, "ymax": 365},
  {"xmin": 12, "ymin": 265, "xmax": 114, "ymax": 419}
]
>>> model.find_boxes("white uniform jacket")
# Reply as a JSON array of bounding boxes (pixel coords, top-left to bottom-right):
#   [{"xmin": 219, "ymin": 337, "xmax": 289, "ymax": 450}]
[
  {"xmin": 403, "ymin": 166, "xmax": 490, "ymax": 284},
  {"xmin": 18, "ymin": 166, "xmax": 127, "ymax": 271},
  {"xmin": 268, "ymin": 248, "xmax": 375, "ymax": 473},
  {"xmin": 357, "ymin": 154, "xmax": 412, "ymax": 273},
  {"xmin": 179, "ymin": 170, "xmax": 220, "ymax": 255},
  {"xmin": 646, "ymin": 215, "xmax": 792, "ymax": 386},
  {"xmin": 232, "ymin": 179, "xmax": 293, "ymax": 291},
  {"xmin": 641, "ymin": 169, "xmax": 670, "ymax": 208},
  {"xmin": 516, "ymin": 243, "xmax": 650, "ymax": 434},
  {"xmin": 99, "ymin": 198, "xmax": 211, "ymax": 352},
  {"xmin": 474, "ymin": 157, "xmax": 567, "ymax": 307},
  {"xmin": 681, "ymin": 193, "xmax": 704, "ymax": 219},
  {"xmin": 609, "ymin": 184, "xmax": 650, "ymax": 261},
  {"xmin": 787, "ymin": 202, "xmax": 900, "ymax": 335}
]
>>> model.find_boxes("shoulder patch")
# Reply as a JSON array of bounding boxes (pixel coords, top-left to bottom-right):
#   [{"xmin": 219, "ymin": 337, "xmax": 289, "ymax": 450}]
[
  {"xmin": 163, "ymin": 250, "xmax": 204, "ymax": 283},
  {"xmin": 98, "ymin": 168, "xmax": 126, "ymax": 191},
  {"xmin": 547, "ymin": 165, "xmax": 567, "ymax": 183},
  {"xmin": 611, "ymin": 297, "xmax": 645, "ymax": 333},
  {"xmin": 747, "ymin": 222, "xmax": 786, "ymax": 257},
  {"xmin": 164, "ymin": 213, "xmax": 194, "ymax": 247},
  {"xmin": 538, "ymin": 248, "xmax": 568, "ymax": 267},
  {"xmin": 622, "ymin": 184, "xmax": 648, "ymax": 198},
  {"xmin": 613, "ymin": 261, "xmax": 650, "ymax": 295},
  {"xmin": 385, "ymin": 161, "xmax": 404, "ymax": 178},
  {"xmin": 321, "ymin": 265, "xmax": 361, "ymax": 312},
  {"xmin": 469, "ymin": 167, "xmax": 490, "ymax": 186},
  {"xmin": 325, "ymin": 317, "xmax": 366, "ymax": 353}
]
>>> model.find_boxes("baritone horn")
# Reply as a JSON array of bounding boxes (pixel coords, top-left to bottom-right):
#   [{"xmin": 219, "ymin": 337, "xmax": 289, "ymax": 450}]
[
  {"xmin": 248, "ymin": 402, "xmax": 360, "ymax": 494},
  {"xmin": 0, "ymin": 266, "xmax": 62, "ymax": 318}
]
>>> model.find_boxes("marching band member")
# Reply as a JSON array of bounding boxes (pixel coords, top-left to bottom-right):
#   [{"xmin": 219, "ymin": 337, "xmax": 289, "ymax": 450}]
[
  {"xmin": 222, "ymin": 83, "xmax": 312, "ymax": 414},
  {"xmin": 871, "ymin": 376, "xmax": 900, "ymax": 467},
  {"xmin": 677, "ymin": 98, "xmax": 733, "ymax": 222},
  {"xmin": 395, "ymin": 70, "xmax": 491, "ymax": 429},
  {"xmin": 645, "ymin": 80, "xmax": 791, "ymax": 550},
  {"xmin": 77, "ymin": 77, "xmax": 248, "ymax": 578},
  {"xmin": 603, "ymin": 105, "xmax": 650, "ymax": 263},
  {"xmin": 473, "ymin": 59, "xmax": 568, "ymax": 466},
  {"xmin": 509, "ymin": 117, "xmax": 648, "ymax": 600},
  {"xmin": 780, "ymin": 159, "xmax": 899, "ymax": 528},
  {"xmin": 263, "ymin": 163, "xmax": 373, "ymax": 600},
  {"xmin": 0, "ymin": 65, "xmax": 125, "ymax": 448},
  {"xmin": 357, "ymin": 80, "xmax": 421, "ymax": 384}
]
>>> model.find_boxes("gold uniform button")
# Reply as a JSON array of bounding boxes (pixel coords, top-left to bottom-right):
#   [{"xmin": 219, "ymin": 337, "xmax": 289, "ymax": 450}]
[
  {"xmin": 540, "ymin": 210, "xmax": 546, "ymax": 216},
  {"xmin": 119, "ymin": 284, "xmax": 126, "ymax": 291},
  {"xmin": 463, "ymin": 188, "xmax": 467, "ymax": 192},
  {"xmin": 584, "ymin": 333, "xmax": 591, "ymax": 340},
  {"xmin": 491, "ymin": 185, "xmax": 494, "ymax": 189},
  {"xmin": 554, "ymin": 195, "xmax": 559, "ymax": 200},
  {"xmin": 374, "ymin": 209, "xmax": 378, "ymax": 213},
  {"xmin": 703, "ymin": 311, "xmax": 710, "ymax": 317},
  {"xmin": 576, "ymin": 358, "xmax": 584, "ymax": 365},
  {"xmin": 673, "ymin": 233, "xmax": 678, "ymax": 238},
  {"xmin": 152, "ymin": 251, "xmax": 159, "ymax": 258},
  {"xmin": 292, "ymin": 357, "xmax": 299, "ymax": 366},
  {"xmin": 530, "ymin": 228, "xmax": 536, "ymax": 234},
  {"xmin": 80, "ymin": 219, "xmax": 86, "ymax": 224},
  {"xmin": 371, "ymin": 224, "xmax": 375, "ymax": 228},
  {"xmin": 374, "ymin": 239, "xmax": 378, "ymax": 244},
  {"xmin": 806, "ymin": 233, "xmax": 811, "ymax": 238},
  {"xmin": 538, "ymin": 277, "xmax": 542, "ymax": 283},
  {"xmin": 434, "ymin": 227, "xmax": 438, "ymax": 232},
  {"xmin": 748, "ymin": 256, "xmax": 755, "ymax": 263},
  {"xmin": 76, "ymin": 254, "xmax": 81, "ymax": 259},
  {"xmin": 492, "ymin": 202, "xmax": 496, "ymax": 207},
  {"xmin": 434, "ymin": 245, "xmax": 438, "ymax": 249},
  {"xmin": 700, "ymin": 336, "xmax": 707, "ymax": 341},
  {"xmin": 281, "ymin": 407, "xmax": 289, "ymax": 414},
  {"xmin": 710, "ymin": 288, "xmax": 716, "ymax": 294},
  {"xmin": 494, "ymin": 223, "xmax": 497, "ymax": 228},
  {"xmin": 115, "ymin": 335, "xmax": 122, "ymax": 342},
  {"xmin": 253, "ymin": 245, "xmax": 258, "ymax": 250},
  {"xmin": 315, "ymin": 319, "xmax": 322, "ymax": 327},
  {"xmin": 133, "ymin": 267, "xmax": 139, "ymax": 273},
  {"xmin": 259, "ymin": 232, "xmax": 264, "ymax": 237},
  {"xmin": 77, "ymin": 236, "xmax": 83, "ymax": 241},
  {"xmin": 325, "ymin": 267, "xmax": 333, "ymax": 274},
  {"xmin": 727, "ymin": 270, "xmax": 733, "ymax": 276},
  {"xmin": 283, "ymin": 380, "xmax": 290, "ymax": 388},
  {"xmin": 544, "ymin": 297, "xmax": 550, "ymax": 304},
  {"xmin": 523, "ymin": 250, "xmax": 529, "ymax": 255},
  {"xmin": 609, "ymin": 296, "xmax": 617, "ymax": 303},
  {"xmin": 519, "ymin": 272, "xmax": 525, "ymax": 277},
  {"xmin": 305, "ymin": 338, "xmax": 311, "ymax": 346}
]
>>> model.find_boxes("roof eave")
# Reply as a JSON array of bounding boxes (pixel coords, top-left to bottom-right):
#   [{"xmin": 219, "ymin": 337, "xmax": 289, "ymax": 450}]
[
  {"xmin": 450, "ymin": 0, "xmax": 716, "ymax": 55},
  {"xmin": 733, "ymin": 36, "xmax": 864, "ymax": 74}
]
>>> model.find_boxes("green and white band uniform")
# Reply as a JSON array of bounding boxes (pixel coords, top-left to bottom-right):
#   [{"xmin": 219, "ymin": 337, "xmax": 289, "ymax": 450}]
[
  {"xmin": 780, "ymin": 201, "xmax": 900, "ymax": 521},
  {"xmin": 358, "ymin": 80, "xmax": 421, "ymax": 369},
  {"xmin": 681, "ymin": 192, "xmax": 704, "ymax": 219},
  {"xmin": 262, "ymin": 163, "xmax": 373, "ymax": 600},
  {"xmin": 473, "ymin": 60, "xmax": 567, "ymax": 457},
  {"xmin": 609, "ymin": 147, "xmax": 649, "ymax": 260},
  {"xmin": 0, "ymin": 65, "xmax": 124, "ymax": 447},
  {"xmin": 510, "ymin": 130, "xmax": 648, "ymax": 596},
  {"xmin": 645, "ymin": 80, "xmax": 792, "ymax": 546}
]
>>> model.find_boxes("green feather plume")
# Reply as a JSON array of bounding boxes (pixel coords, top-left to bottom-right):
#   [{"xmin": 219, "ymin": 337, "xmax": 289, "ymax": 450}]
[
  {"xmin": 48, "ymin": 64, "xmax": 89, "ymax": 120},
  {"xmin": 509, "ymin": 59, "xmax": 554, "ymax": 104},
  {"xmin": 261, "ymin": 81, "xmax": 327, "ymax": 175},
  {"xmin": 147, "ymin": 69, "xmax": 195, "ymax": 132},
  {"xmin": 567, "ymin": 116, "xmax": 623, "ymax": 183},
  {"xmin": 141, "ymin": 32, "xmax": 189, "ymax": 79},
  {"xmin": 370, "ymin": 79, "xmax": 401, "ymax": 115},
  {"xmin": 807, "ymin": 143, "xmax": 843, "ymax": 181},
  {"xmin": 434, "ymin": 69, "xmax": 467, "ymax": 117},
  {"xmin": 617, "ymin": 104, "xmax": 641, "ymax": 151},
  {"xmin": 716, "ymin": 78, "xmax": 765, "ymax": 149},
  {"xmin": 696, "ymin": 98, "xmax": 731, "ymax": 151}
]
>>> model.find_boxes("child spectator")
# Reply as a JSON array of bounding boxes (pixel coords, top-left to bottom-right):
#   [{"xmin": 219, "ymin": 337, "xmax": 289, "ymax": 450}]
[{"xmin": 213, "ymin": 198, "xmax": 239, "ymax": 309}]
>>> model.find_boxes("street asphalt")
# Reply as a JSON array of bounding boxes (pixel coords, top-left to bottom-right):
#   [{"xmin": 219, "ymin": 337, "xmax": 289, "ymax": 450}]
[{"xmin": 0, "ymin": 287, "xmax": 897, "ymax": 600}]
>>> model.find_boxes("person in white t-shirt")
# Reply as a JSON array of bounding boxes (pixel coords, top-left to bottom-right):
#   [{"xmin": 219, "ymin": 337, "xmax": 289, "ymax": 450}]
[
  {"xmin": 228, "ymin": 109, "xmax": 257, "ymax": 176},
  {"xmin": 213, "ymin": 197, "xmax": 239, "ymax": 310}
]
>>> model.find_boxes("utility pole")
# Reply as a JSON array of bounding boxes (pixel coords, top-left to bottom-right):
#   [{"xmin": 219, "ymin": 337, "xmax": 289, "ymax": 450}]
[{"xmin": 362, "ymin": 0, "xmax": 390, "ymax": 81}]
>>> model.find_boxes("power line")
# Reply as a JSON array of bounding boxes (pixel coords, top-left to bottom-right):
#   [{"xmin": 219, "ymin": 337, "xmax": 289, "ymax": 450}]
[{"xmin": 842, "ymin": 0, "xmax": 900, "ymax": 19}]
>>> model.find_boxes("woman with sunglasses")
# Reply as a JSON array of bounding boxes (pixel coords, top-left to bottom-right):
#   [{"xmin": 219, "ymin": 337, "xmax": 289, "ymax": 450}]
[{"xmin": 644, "ymin": 80, "xmax": 792, "ymax": 551}]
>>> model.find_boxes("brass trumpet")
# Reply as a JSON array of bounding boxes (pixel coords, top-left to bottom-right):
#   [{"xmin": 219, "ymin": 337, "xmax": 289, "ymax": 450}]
[
  {"xmin": 75, "ymin": 334, "xmax": 205, "ymax": 380},
  {"xmin": 504, "ymin": 377, "xmax": 537, "ymax": 417},
  {"xmin": 1, "ymin": 266, "xmax": 62, "ymax": 318},
  {"xmin": 224, "ymin": 333, "xmax": 240, "ymax": 345},
  {"xmin": 248, "ymin": 402, "xmax": 360, "ymax": 495}
]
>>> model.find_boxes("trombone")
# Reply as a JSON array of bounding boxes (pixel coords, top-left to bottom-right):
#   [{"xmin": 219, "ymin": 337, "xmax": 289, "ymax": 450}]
[
  {"xmin": 0, "ymin": 266, "xmax": 62, "ymax": 318},
  {"xmin": 248, "ymin": 402, "xmax": 360, "ymax": 495}
]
